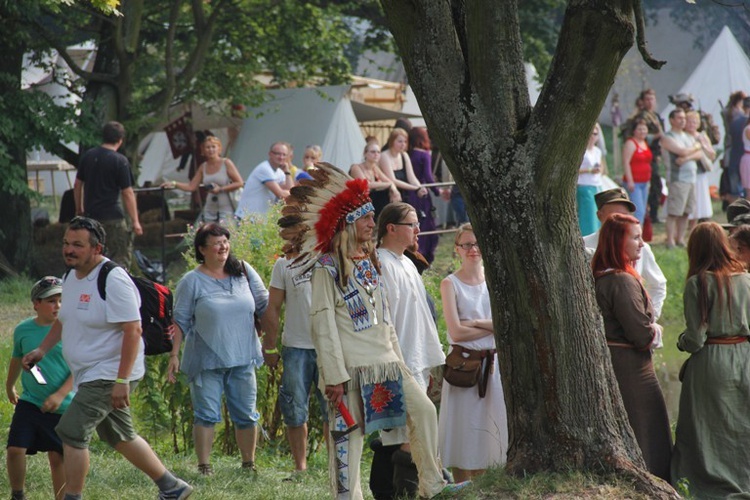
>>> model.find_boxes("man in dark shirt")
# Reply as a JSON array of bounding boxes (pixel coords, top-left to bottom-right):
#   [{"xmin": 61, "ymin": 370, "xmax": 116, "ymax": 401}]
[{"xmin": 74, "ymin": 122, "xmax": 142, "ymax": 269}]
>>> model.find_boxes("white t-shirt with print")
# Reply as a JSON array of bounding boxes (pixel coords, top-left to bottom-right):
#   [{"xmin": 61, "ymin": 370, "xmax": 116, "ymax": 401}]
[
  {"xmin": 59, "ymin": 259, "xmax": 144, "ymax": 389},
  {"xmin": 269, "ymin": 257, "xmax": 314, "ymax": 349}
]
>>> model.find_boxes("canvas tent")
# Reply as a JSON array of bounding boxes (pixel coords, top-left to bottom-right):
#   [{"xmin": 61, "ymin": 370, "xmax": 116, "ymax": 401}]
[
  {"xmin": 660, "ymin": 26, "xmax": 750, "ymax": 142},
  {"xmin": 138, "ymin": 85, "xmax": 419, "ymax": 184},
  {"xmin": 231, "ymin": 85, "xmax": 370, "ymax": 177}
]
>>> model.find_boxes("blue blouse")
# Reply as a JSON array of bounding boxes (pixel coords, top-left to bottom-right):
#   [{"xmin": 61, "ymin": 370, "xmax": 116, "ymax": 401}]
[{"xmin": 174, "ymin": 262, "xmax": 269, "ymax": 380}]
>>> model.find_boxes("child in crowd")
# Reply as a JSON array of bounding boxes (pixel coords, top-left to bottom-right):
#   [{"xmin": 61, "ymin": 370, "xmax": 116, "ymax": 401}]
[{"xmin": 5, "ymin": 277, "xmax": 74, "ymax": 500}]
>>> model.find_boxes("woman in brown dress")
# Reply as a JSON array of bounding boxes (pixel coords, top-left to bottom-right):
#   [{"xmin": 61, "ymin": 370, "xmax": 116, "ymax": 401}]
[{"xmin": 591, "ymin": 213, "xmax": 672, "ymax": 481}]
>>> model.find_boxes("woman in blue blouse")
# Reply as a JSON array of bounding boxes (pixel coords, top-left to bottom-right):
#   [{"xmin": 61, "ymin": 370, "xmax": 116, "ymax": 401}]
[{"xmin": 168, "ymin": 223, "xmax": 269, "ymax": 476}]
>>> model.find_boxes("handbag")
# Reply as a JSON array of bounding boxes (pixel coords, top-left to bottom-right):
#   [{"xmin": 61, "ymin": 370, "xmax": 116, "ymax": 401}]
[{"xmin": 443, "ymin": 345, "xmax": 482, "ymax": 388}]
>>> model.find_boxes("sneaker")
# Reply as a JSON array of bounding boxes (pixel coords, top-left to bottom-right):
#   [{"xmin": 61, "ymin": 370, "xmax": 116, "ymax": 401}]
[
  {"xmin": 433, "ymin": 480, "xmax": 471, "ymax": 498},
  {"xmin": 158, "ymin": 478, "xmax": 193, "ymax": 500}
]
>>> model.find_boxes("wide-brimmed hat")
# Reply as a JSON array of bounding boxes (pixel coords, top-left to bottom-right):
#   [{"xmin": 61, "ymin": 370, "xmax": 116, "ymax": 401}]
[
  {"xmin": 31, "ymin": 276, "xmax": 62, "ymax": 301},
  {"xmin": 594, "ymin": 187, "xmax": 636, "ymax": 213},
  {"xmin": 722, "ymin": 199, "xmax": 750, "ymax": 229}
]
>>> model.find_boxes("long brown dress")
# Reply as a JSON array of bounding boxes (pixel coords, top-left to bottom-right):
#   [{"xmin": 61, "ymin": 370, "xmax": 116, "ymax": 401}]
[{"xmin": 595, "ymin": 271, "xmax": 672, "ymax": 481}]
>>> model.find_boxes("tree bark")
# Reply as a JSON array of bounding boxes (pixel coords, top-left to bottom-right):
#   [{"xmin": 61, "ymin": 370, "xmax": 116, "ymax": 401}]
[
  {"xmin": 0, "ymin": 14, "xmax": 33, "ymax": 275},
  {"xmin": 380, "ymin": 0, "xmax": 675, "ymax": 496}
]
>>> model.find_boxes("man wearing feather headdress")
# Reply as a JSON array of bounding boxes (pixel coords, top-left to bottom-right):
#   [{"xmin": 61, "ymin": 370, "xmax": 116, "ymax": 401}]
[{"xmin": 278, "ymin": 164, "xmax": 466, "ymax": 499}]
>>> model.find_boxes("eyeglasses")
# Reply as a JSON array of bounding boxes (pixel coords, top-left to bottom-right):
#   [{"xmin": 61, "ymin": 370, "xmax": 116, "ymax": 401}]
[
  {"xmin": 393, "ymin": 221, "xmax": 420, "ymax": 229},
  {"xmin": 205, "ymin": 240, "xmax": 230, "ymax": 248},
  {"xmin": 69, "ymin": 216, "xmax": 105, "ymax": 244},
  {"xmin": 457, "ymin": 242, "xmax": 480, "ymax": 250}
]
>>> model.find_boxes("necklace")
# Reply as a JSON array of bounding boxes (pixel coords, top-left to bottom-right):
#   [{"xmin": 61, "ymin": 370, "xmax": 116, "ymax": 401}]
[{"xmin": 353, "ymin": 258, "xmax": 379, "ymax": 325}]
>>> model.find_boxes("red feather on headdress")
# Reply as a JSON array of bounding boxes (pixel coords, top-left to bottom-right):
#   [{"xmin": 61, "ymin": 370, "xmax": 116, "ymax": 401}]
[{"xmin": 314, "ymin": 178, "xmax": 370, "ymax": 252}]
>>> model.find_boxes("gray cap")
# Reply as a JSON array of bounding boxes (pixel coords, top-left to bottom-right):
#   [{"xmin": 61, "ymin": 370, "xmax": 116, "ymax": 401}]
[
  {"xmin": 722, "ymin": 199, "xmax": 750, "ymax": 229},
  {"xmin": 31, "ymin": 276, "xmax": 63, "ymax": 301}
]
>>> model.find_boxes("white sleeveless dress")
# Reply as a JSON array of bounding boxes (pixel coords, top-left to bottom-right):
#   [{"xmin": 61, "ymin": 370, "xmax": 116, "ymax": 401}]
[{"xmin": 438, "ymin": 274, "xmax": 508, "ymax": 469}]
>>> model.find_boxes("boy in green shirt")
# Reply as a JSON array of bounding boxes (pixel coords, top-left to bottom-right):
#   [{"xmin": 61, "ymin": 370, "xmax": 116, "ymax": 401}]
[{"xmin": 5, "ymin": 277, "xmax": 74, "ymax": 500}]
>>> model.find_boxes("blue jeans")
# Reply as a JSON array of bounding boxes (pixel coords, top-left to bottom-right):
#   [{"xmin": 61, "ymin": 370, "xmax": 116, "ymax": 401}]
[
  {"xmin": 631, "ymin": 182, "xmax": 649, "ymax": 225},
  {"xmin": 279, "ymin": 347, "xmax": 327, "ymax": 427},
  {"xmin": 450, "ymin": 187, "xmax": 468, "ymax": 225},
  {"xmin": 189, "ymin": 365, "xmax": 259, "ymax": 429}
]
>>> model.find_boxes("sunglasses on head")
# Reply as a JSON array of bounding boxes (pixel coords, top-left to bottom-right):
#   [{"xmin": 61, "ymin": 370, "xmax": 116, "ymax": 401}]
[
  {"xmin": 37, "ymin": 277, "xmax": 63, "ymax": 289},
  {"xmin": 69, "ymin": 216, "xmax": 105, "ymax": 244}
]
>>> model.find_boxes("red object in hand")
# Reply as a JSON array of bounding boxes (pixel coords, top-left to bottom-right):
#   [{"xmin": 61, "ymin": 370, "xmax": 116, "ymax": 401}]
[{"xmin": 337, "ymin": 401, "xmax": 356, "ymax": 427}]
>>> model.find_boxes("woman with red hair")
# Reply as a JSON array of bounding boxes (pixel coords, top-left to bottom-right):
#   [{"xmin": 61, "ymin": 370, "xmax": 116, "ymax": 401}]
[
  {"xmin": 672, "ymin": 222, "xmax": 750, "ymax": 497},
  {"xmin": 592, "ymin": 214, "xmax": 671, "ymax": 481}
]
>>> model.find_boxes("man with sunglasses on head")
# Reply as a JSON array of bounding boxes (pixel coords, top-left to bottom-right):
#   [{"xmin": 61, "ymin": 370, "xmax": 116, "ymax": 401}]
[{"xmin": 23, "ymin": 217, "xmax": 192, "ymax": 500}]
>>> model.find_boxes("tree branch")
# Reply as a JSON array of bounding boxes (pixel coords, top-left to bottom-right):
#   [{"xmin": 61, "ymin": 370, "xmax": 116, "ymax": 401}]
[
  {"xmin": 633, "ymin": 0, "xmax": 665, "ymax": 69},
  {"xmin": 32, "ymin": 23, "xmax": 118, "ymax": 86}
]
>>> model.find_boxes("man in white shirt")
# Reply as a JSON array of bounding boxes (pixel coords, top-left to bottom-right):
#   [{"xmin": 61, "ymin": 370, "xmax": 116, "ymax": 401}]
[
  {"xmin": 376, "ymin": 203, "xmax": 446, "ymax": 496},
  {"xmin": 235, "ymin": 141, "xmax": 294, "ymax": 218},
  {"xmin": 583, "ymin": 188, "xmax": 667, "ymax": 319}
]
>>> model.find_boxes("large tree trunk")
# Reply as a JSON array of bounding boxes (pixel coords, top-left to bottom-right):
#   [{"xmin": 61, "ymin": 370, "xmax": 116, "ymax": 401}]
[
  {"xmin": 0, "ymin": 14, "xmax": 32, "ymax": 275},
  {"xmin": 380, "ymin": 0, "xmax": 675, "ymax": 496}
]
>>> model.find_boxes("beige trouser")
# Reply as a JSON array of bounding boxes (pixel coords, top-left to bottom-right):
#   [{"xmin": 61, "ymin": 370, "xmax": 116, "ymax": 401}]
[
  {"xmin": 380, "ymin": 367, "xmax": 431, "ymax": 447},
  {"xmin": 328, "ymin": 372, "xmax": 446, "ymax": 499}
]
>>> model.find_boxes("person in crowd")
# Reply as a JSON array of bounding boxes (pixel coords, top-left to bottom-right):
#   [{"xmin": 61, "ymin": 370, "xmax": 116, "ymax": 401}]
[
  {"xmin": 163, "ymin": 136, "xmax": 244, "ymax": 223},
  {"xmin": 661, "ymin": 108, "xmax": 703, "ymax": 248},
  {"xmin": 729, "ymin": 225, "xmax": 750, "ymax": 269},
  {"xmin": 235, "ymin": 141, "xmax": 294, "ymax": 218},
  {"xmin": 407, "ymin": 127, "xmax": 441, "ymax": 263},
  {"xmin": 583, "ymin": 188, "xmax": 667, "ymax": 319},
  {"xmin": 23, "ymin": 217, "xmax": 192, "ymax": 500},
  {"xmin": 74, "ymin": 121, "xmax": 142, "ymax": 269},
  {"xmin": 278, "ymin": 163, "xmax": 466, "ymax": 498},
  {"xmin": 739, "ymin": 106, "xmax": 750, "ymax": 198},
  {"xmin": 720, "ymin": 91, "xmax": 747, "ymax": 204},
  {"xmin": 671, "ymin": 222, "xmax": 750, "ymax": 497},
  {"xmin": 623, "ymin": 89, "xmax": 664, "ymax": 223},
  {"xmin": 349, "ymin": 140, "xmax": 399, "ymax": 220},
  {"xmin": 577, "ymin": 123, "xmax": 606, "ymax": 236},
  {"xmin": 591, "ymin": 213, "xmax": 671, "ymax": 481},
  {"xmin": 621, "ymin": 118, "xmax": 652, "ymax": 225},
  {"xmin": 375, "ymin": 203, "xmax": 446, "ymax": 496},
  {"xmin": 438, "ymin": 223, "xmax": 508, "ymax": 483},
  {"xmin": 296, "ymin": 145, "xmax": 323, "ymax": 182},
  {"xmin": 685, "ymin": 111, "xmax": 717, "ymax": 227},
  {"xmin": 6, "ymin": 277, "xmax": 73, "ymax": 500},
  {"xmin": 728, "ymin": 97, "xmax": 750, "ymax": 201},
  {"xmin": 379, "ymin": 128, "xmax": 428, "ymax": 203},
  {"xmin": 169, "ymin": 223, "xmax": 268, "ymax": 476},
  {"xmin": 260, "ymin": 249, "xmax": 328, "ymax": 480}
]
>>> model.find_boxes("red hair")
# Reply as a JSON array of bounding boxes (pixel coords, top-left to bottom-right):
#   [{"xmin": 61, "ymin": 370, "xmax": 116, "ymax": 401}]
[{"xmin": 591, "ymin": 213, "xmax": 641, "ymax": 279}]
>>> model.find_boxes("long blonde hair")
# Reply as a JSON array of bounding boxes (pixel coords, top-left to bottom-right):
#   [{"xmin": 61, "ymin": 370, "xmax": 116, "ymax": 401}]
[{"xmin": 330, "ymin": 223, "xmax": 377, "ymax": 288}]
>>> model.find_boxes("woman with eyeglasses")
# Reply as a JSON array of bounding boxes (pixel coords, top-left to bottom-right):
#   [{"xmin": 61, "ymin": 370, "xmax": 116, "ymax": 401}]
[
  {"xmin": 591, "ymin": 213, "xmax": 671, "ymax": 481},
  {"xmin": 169, "ymin": 223, "xmax": 269, "ymax": 476},
  {"xmin": 438, "ymin": 223, "xmax": 508, "ymax": 483},
  {"xmin": 672, "ymin": 222, "xmax": 750, "ymax": 497},
  {"xmin": 350, "ymin": 139, "xmax": 399, "ymax": 220},
  {"xmin": 577, "ymin": 123, "xmax": 607, "ymax": 236}
]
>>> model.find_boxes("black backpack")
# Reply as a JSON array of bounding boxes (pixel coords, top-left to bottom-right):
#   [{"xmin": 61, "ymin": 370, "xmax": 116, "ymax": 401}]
[{"xmin": 65, "ymin": 261, "xmax": 174, "ymax": 355}]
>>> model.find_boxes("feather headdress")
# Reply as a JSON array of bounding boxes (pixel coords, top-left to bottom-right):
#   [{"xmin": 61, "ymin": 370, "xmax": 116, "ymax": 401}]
[{"xmin": 279, "ymin": 162, "xmax": 373, "ymax": 272}]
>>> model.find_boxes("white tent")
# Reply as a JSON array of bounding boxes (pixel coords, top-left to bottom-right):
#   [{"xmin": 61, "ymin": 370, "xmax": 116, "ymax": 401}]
[
  {"xmin": 230, "ymin": 85, "xmax": 367, "ymax": 177},
  {"xmin": 660, "ymin": 26, "xmax": 750, "ymax": 141}
]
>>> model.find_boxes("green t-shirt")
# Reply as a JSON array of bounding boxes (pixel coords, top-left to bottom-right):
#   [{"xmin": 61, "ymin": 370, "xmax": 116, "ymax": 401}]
[{"xmin": 11, "ymin": 317, "xmax": 74, "ymax": 414}]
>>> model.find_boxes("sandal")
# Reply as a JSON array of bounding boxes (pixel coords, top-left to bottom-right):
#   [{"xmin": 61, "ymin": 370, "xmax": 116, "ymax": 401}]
[
  {"xmin": 241, "ymin": 460, "xmax": 257, "ymax": 472},
  {"xmin": 197, "ymin": 463, "xmax": 213, "ymax": 476}
]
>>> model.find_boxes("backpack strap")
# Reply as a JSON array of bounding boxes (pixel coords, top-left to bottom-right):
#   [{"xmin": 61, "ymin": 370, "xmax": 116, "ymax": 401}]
[{"xmin": 96, "ymin": 260, "xmax": 118, "ymax": 300}]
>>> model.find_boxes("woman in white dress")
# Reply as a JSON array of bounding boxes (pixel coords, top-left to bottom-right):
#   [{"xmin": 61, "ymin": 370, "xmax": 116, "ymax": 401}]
[
  {"xmin": 438, "ymin": 223, "xmax": 508, "ymax": 483},
  {"xmin": 685, "ymin": 111, "xmax": 716, "ymax": 227}
]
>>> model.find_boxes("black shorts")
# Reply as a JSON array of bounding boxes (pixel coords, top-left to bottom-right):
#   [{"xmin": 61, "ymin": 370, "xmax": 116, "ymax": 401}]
[{"xmin": 6, "ymin": 400, "xmax": 64, "ymax": 455}]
